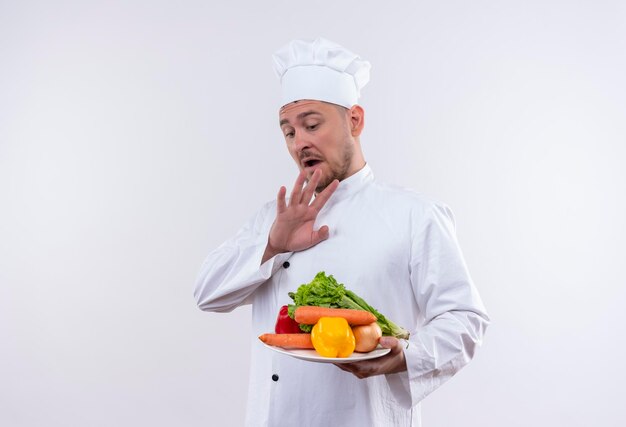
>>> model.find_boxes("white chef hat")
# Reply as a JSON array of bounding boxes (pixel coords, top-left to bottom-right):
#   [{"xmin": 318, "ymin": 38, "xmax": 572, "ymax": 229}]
[{"xmin": 272, "ymin": 37, "xmax": 371, "ymax": 108}]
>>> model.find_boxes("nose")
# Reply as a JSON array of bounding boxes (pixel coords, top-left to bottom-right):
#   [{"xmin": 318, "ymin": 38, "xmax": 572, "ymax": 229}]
[{"xmin": 293, "ymin": 130, "xmax": 310, "ymax": 152}]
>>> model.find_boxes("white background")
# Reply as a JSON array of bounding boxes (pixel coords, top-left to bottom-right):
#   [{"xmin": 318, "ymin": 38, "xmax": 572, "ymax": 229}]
[{"xmin": 1, "ymin": 1, "xmax": 625, "ymax": 426}]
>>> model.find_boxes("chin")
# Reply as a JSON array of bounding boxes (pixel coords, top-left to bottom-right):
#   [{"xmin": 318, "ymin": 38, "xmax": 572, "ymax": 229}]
[
  {"xmin": 315, "ymin": 176, "xmax": 335, "ymax": 193},
  {"xmin": 305, "ymin": 166, "xmax": 326, "ymax": 181}
]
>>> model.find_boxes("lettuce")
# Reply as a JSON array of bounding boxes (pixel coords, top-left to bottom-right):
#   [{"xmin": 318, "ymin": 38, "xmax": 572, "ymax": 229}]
[{"xmin": 288, "ymin": 271, "xmax": 410, "ymax": 339}]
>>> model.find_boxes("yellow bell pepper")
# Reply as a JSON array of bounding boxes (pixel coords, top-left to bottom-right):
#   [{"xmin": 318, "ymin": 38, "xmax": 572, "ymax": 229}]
[{"xmin": 311, "ymin": 317, "xmax": 356, "ymax": 358}]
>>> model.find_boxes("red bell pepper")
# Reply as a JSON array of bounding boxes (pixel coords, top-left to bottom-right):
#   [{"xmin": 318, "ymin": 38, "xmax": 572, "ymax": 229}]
[{"xmin": 274, "ymin": 305, "xmax": 303, "ymax": 334}]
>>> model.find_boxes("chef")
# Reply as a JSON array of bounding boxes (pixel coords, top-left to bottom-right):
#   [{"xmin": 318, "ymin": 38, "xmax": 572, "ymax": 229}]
[{"xmin": 195, "ymin": 37, "xmax": 489, "ymax": 426}]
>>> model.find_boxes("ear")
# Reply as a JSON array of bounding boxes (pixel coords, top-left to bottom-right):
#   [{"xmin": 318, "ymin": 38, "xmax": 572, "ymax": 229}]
[{"xmin": 349, "ymin": 105, "xmax": 365, "ymax": 137}]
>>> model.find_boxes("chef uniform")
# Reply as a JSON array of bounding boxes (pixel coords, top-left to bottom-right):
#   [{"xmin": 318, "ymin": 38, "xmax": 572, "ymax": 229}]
[{"xmin": 195, "ymin": 38, "xmax": 489, "ymax": 427}]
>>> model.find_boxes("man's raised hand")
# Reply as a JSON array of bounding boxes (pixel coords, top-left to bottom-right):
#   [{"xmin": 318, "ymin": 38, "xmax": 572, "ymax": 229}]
[{"xmin": 262, "ymin": 169, "xmax": 339, "ymax": 263}]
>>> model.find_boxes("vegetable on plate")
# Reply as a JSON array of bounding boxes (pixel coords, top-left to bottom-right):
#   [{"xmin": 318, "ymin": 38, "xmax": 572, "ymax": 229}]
[
  {"xmin": 310, "ymin": 317, "xmax": 355, "ymax": 358},
  {"xmin": 275, "ymin": 305, "xmax": 303, "ymax": 334},
  {"xmin": 288, "ymin": 271, "xmax": 410, "ymax": 339},
  {"xmin": 352, "ymin": 322, "xmax": 383, "ymax": 353},
  {"xmin": 258, "ymin": 333, "xmax": 314, "ymax": 349},
  {"xmin": 294, "ymin": 306, "xmax": 376, "ymax": 326}
]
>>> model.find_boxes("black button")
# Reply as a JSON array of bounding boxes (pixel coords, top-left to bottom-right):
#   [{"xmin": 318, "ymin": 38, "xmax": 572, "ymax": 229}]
[
  {"xmin": 282, "ymin": 261, "xmax": 290, "ymax": 269},
  {"xmin": 272, "ymin": 374, "xmax": 279, "ymax": 382}
]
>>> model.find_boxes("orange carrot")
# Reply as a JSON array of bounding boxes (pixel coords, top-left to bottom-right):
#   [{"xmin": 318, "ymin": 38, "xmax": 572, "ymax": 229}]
[
  {"xmin": 259, "ymin": 333, "xmax": 314, "ymax": 349},
  {"xmin": 294, "ymin": 306, "xmax": 377, "ymax": 326}
]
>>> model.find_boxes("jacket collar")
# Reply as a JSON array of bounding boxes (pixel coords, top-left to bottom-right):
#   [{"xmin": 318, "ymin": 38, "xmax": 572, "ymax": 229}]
[{"xmin": 324, "ymin": 163, "xmax": 373, "ymax": 203}]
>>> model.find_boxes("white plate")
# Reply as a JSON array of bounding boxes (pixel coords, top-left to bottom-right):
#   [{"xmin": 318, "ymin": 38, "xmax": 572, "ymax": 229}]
[{"xmin": 263, "ymin": 343, "xmax": 391, "ymax": 364}]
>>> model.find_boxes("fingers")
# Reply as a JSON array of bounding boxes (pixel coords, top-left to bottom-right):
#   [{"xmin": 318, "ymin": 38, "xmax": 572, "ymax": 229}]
[
  {"xmin": 334, "ymin": 363, "xmax": 354, "ymax": 374},
  {"xmin": 276, "ymin": 186, "xmax": 287, "ymax": 214},
  {"xmin": 332, "ymin": 337, "xmax": 407, "ymax": 379},
  {"xmin": 310, "ymin": 225, "xmax": 330, "ymax": 246},
  {"xmin": 379, "ymin": 336, "xmax": 400, "ymax": 350},
  {"xmin": 311, "ymin": 179, "xmax": 339, "ymax": 211},
  {"xmin": 300, "ymin": 169, "xmax": 321, "ymax": 205},
  {"xmin": 289, "ymin": 169, "xmax": 324, "ymax": 207},
  {"xmin": 333, "ymin": 361, "xmax": 377, "ymax": 379},
  {"xmin": 289, "ymin": 170, "xmax": 307, "ymax": 206}
]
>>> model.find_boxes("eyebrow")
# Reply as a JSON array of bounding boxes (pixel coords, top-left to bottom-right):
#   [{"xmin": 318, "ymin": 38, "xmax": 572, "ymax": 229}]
[{"xmin": 279, "ymin": 110, "xmax": 322, "ymax": 127}]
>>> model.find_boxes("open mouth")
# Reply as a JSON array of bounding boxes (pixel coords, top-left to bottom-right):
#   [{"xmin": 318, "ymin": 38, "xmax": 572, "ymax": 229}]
[{"xmin": 303, "ymin": 159, "xmax": 322, "ymax": 168}]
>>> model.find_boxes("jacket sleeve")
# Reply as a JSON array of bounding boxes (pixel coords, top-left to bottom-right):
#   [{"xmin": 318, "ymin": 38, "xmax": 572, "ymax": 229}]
[
  {"xmin": 194, "ymin": 202, "xmax": 293, "ymax": 313},
  {"xmin": 386, "ymin": 203, "xmax": 490, "ymax": 408}
]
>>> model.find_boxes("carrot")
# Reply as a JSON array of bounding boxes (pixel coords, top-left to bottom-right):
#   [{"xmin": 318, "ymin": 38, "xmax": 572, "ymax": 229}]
[
  {"xmin": 294, "ymin": 306, "xmax": 377, "ymax": 326},
  {"xmin": 259, "ymin": 333, "xmax": 314, "ymax": 349}
]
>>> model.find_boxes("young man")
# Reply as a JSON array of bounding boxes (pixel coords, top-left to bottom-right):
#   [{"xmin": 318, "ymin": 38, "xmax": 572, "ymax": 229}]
[{"xmin": 195, "ymin": 37, "xmax": 489, "ymax": 426}]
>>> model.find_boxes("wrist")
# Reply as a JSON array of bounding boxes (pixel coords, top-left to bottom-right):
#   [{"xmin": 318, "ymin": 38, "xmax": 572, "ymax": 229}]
[{"xmin": 261, "ymin": 239, "xmax": 283, "ymax": 264}]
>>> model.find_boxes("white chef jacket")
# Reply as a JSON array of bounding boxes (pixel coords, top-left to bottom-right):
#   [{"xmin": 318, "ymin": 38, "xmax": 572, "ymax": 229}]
[{"xmin": 195, "ymin": 164, "xmax": 489, "ymax": 427}]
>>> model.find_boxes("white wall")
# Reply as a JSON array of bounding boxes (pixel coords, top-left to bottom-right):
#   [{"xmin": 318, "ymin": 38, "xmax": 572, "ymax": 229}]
[{"xmin": 1, "ymin": 1, "xmax": 624, "ymax": 426}]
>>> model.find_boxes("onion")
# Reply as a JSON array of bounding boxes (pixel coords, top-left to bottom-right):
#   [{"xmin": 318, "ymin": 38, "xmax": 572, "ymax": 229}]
[{"xmin": 352, "ymin": 322, "xmax": 382, "ymax": 352}]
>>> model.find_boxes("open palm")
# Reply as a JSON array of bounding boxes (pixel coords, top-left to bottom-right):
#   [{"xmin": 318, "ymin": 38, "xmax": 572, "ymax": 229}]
[{"xmin": 263, "ymin": 169, "xmax": 339, "ymax": 261}]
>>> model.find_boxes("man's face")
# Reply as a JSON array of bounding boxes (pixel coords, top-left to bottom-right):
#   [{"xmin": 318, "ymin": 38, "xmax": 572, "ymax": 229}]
[{"xmin": 279, "ymin": 100, "xmax": 358, "ymax": 192}]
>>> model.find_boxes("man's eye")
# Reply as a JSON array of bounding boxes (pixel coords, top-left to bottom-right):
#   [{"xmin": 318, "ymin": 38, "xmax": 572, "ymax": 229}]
[
  {"xmin": 306, "ymin": 124, "xmax": 318, "ymax": 131},
  {"xmin": 285, "ymin": 131, "xmax": 294, "ymax": 138}
]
